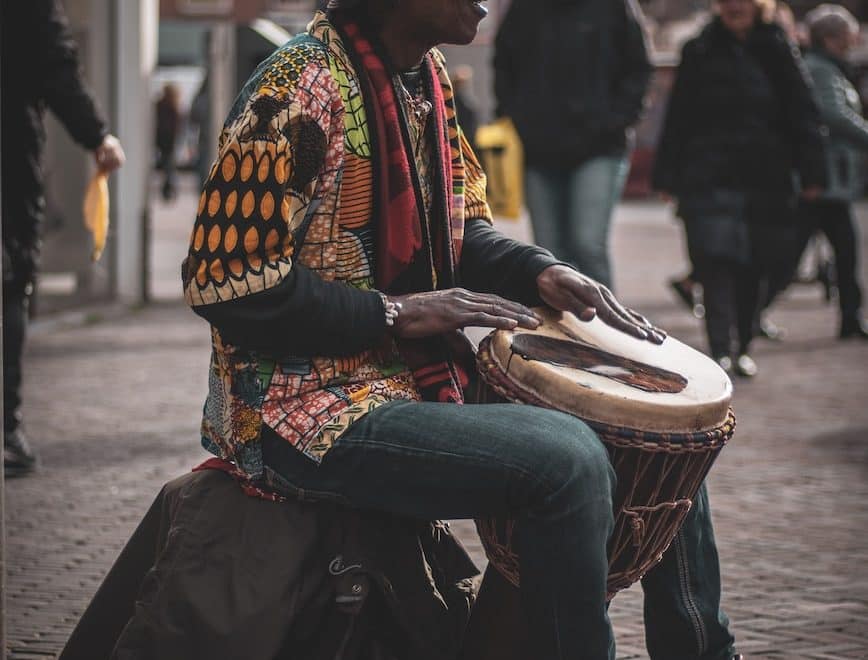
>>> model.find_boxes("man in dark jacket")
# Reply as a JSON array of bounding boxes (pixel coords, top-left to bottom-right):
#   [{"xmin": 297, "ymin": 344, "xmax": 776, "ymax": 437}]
[
  {"xmin": 494, "ymin": 0, "xmax": 653, "ymax": 289},
  {"xmin": 1, "ymin": 0, "xmax": 125, "ymax": 477}
]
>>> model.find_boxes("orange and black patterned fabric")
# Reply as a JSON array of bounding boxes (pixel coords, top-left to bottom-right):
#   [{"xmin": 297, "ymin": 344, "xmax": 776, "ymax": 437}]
[{"xmin": 182, "ymin": 12, "xmax": 493, "ymax": 475}]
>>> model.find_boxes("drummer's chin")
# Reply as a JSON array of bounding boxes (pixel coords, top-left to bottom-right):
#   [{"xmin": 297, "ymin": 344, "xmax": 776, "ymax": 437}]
[{"xmin": 443, "ymin": 2, "xmax": 487, "ymax": 45}]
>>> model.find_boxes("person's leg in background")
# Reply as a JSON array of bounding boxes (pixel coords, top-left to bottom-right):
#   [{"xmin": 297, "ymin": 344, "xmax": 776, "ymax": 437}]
[
  {"xmin": 3, "ymin": 247, "xmax": 39, "ymax": 477},
  {"xmin": 641, "ymin": 483, "xmax": 738, "ymax": 660},
  {"xmin": 161, "ymin": 150, "xmax": 178, "ymax": 202},
  {"xmin": 565, "ymin": 154, "xmax": 631, "ymax": 290},
  {"xmin": 761, "ymin": 204, "xmax": 816, "ymax": 312},
  {"xmin": 694, "ymin": 256, "xmax": 736, "ymax": 368},
  {"xmin": 525, "ymin": 165, "xmax": 570, "ymax": 262},
  {"xmin": 751, "ymin": 200, "xmax": 808, "ymax": 342},
  {"xmin": 733, "ymin": 261, "xmax": 761, "ymax": 377},
  {"xmin": 262, "ymin": 400, "xmax": 618, "ymax": 660},
  {"xmin": 815, "ymin": 200, "xmax": 867, "ymax": 337}
]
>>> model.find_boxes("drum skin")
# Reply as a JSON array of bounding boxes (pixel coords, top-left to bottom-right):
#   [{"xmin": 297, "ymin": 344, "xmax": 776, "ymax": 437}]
[{"xmin": 486, "ymin": 307, "xmax": 732, "ymax": 434}]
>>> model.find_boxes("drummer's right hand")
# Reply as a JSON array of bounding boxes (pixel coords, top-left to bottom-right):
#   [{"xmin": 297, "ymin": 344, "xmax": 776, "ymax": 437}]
[
  {"xmin": 385, "ymin": 289, "xmax": 541, "ymax": 339},
  {"xmin": 536, "ymin": 265, "xmax": 666, "ymax": 344}
]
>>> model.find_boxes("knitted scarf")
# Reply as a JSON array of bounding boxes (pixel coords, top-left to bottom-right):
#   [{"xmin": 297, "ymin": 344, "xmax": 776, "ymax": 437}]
[{"xmin": 336, "ymin": 15, "xmax": 468, "ymax": 404}]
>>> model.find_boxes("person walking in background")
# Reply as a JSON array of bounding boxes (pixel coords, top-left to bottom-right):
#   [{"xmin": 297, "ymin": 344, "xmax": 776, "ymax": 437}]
[
  {"xmin": 493, "ymin": 0, "xmax": 653, "ymax": 290},
  {"xmin": 797, "ymin": 5, "xmax": 868, "ymax": 339},
  {"xmin": 155, "ymin": 83, "xmax": 182, "ymax": 201},
  {"xmin": 667, "ymin": 0, "xmax": 805, "ymax": 341},
  {"xmin": 1, "ymin": 0, "xmax": 125, "ymax": 477},
  {"xmin": 653, "ymin": 0, "xmax": 826, "ymax": 377}
]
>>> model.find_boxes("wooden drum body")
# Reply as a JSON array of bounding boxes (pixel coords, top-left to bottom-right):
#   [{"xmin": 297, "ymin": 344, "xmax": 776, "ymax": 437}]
[{"xmin": 474, "ymin": 308, "xmax": 735, "ymax": 599}]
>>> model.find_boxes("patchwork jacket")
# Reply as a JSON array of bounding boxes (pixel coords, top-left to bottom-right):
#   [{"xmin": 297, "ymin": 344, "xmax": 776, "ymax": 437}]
[{"xmin": 183, "ymin": 12, "xmax": 557, "ymax": 478}]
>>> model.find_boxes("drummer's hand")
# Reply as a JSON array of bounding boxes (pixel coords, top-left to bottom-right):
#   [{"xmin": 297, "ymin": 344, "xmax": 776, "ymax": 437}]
[
  {"xmin": 386, "ymin": 289, "xmax": 541, "ymax": 339},
  {"xmin": 536, "ymin": 265, "xmax": 666, "ymax": 344}
]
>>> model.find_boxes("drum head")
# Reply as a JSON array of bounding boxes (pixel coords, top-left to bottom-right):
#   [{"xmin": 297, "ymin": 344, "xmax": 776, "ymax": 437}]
[{"xmin": 487, "ymin": 308, "xmax": 732, "ymax": 434}]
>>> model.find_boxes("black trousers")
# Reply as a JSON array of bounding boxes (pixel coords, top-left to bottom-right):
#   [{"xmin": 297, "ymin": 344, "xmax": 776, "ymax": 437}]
[
  {"xmin": 693, "ymin": 256, "xmax": 761, "ymax": 359},
  {"xmin": 796, "ymin": 199, "xmax": 863, "ymax": 322},
  {"xmin": 684, "ymin": 199, "xmax": 798, "ymax": 358},
  {"xmin": 2, "ymin": 281, "xmax": 29, "ymax": 432}
]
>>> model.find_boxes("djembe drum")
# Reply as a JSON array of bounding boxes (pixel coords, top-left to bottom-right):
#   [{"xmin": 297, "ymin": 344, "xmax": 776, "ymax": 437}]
[{"xmin": 474, "ymin": 307, "xmax": 735, "ymax": 600}]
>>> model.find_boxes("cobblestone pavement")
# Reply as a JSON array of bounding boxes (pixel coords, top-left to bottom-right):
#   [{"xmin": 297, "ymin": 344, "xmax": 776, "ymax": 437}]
[{"xmin": 5, "ymin": 184, "xmax": 868, "ymax": 658}]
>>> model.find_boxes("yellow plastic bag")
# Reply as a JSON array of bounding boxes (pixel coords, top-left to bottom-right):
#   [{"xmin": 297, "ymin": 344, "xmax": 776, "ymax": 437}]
[
  {"xmin": 83, "ymin": 172, "xmax": 109, "ymax": 261},
  {"xmin": 474, "ymin": 117, "xmax": 524, "ymax": 220}
]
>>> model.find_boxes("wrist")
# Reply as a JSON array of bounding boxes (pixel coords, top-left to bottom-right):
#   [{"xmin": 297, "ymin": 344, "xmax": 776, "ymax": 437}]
[
  {"xmin": 377, "ymin": 292, "xmax": 402, "ymax": 330},
  {"xmin": 536, "ymin": 262, "xmax": 570, "ymax": 284}
]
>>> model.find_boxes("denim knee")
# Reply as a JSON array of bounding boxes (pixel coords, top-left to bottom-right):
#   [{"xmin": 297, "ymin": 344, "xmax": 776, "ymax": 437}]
[{"xmin": 529, "ymin": 413, "xmax": 616, "ymax": 516}]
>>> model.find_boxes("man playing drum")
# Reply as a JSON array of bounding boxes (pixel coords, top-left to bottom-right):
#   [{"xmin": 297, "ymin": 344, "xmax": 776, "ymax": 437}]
[{"xmin": 183, "ymin": 0, "xmax": 741, "ymax": 657}]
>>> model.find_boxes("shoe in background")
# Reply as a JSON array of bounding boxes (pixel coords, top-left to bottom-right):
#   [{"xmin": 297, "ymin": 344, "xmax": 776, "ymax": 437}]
[
  {"xmin": 4, "ymin": 427, "xmax": 39, "ymax": 477},
  {"xmin": 734, "ymin": 354, "xmax": 758, "ymax": 379}
]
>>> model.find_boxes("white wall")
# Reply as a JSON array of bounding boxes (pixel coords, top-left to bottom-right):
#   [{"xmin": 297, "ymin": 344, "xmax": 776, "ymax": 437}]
[{"xmin": 114, "ymin": 0, "xmax": 159, "ymax": 303}]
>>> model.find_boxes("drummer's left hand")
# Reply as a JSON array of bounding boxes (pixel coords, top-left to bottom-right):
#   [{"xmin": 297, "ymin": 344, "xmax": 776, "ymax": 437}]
[{"xmin": 536, "ymin": 265, "xmax": 666, "ymax": 344}]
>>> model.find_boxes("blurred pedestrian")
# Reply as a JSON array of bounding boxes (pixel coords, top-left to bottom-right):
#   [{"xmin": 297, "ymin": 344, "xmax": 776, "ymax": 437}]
[
  {"xmin": 494, "ymin": 0, "xmax": 653, "ymax": 290},
  {"xmin": 653, "ymin": 0, "xmax": 827, "ymax": 377},
  {"xmin": 796, "ymin": 5, "xmax": 868, "ymax": 339},
  {"xmin": 155, "ymin": 83, "xmax": 182, "ymax": 201},
  {"xmin": 1, "ymin": 0, "xmax": 125, "ymax": 477},
  {"xmin": 668, "ymin": 0, "xmax": 805, "ymax": 340}
]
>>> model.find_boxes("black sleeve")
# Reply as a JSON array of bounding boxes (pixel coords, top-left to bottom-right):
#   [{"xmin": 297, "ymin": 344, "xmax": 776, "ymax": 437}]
[
  {"xmin": 777, "ymin": 38, "xmax": 828, "ymax": 189},
  {"xmin": 608, "ymin": 0, "xmax": 653, "ymax": 132},
  {"xmin": 36, "ymin": 0, "xmax": 107, "ymax": 150},
  {"xmin": 191, "ymin": 262, "xmax": 388, "ymax": 357},
  {"xmin": 459, "ymin": 218, "xmax": 562, "ymax": 306},
  {"xmin": 651, "ymin": 41, "xmax": 697, "ymax": 194}
]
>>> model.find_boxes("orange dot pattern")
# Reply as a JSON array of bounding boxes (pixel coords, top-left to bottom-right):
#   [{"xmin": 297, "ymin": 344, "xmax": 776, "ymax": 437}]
[
  {"xmin": 183, "ymin": 89, "xmax": 306, "ymax": 305},
  {"xmin": 182, "ymin": 46, "xmax": 347, "ymax": 308}
]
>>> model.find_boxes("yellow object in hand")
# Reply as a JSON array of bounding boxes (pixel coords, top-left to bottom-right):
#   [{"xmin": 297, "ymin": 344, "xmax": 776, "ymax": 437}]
[{"xmin": 83, "ymin": 172, "xmax": 109, "ymax": 261}]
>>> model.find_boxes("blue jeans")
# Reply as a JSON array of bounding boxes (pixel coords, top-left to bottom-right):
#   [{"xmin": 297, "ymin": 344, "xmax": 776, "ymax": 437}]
[
  {"xmin": 525, "ymin": 155, "xmax": 630, "ymax": 290},
  {"xmin": 261, "ymin": 400, "xmax": 735, "ymax": 660},
  {"xmin": 640, "ymin": 483, "xmax": 735, "ymax": 660}
]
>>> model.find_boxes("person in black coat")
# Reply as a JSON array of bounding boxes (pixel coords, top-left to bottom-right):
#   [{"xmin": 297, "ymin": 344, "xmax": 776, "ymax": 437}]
[
  {"xmin": 494, "ymin": 0, "xmax": 652, "ymax": 290},
  {"xmin": 653, "ymin": 0, "xmax": 827, "ymax": 377},
  {"xmin": 1, "ymin": 0, "xmax": 125, "ymax": 476}
]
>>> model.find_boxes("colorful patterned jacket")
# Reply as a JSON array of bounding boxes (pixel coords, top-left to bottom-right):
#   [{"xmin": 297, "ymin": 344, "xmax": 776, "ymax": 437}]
[{"xmin": 183, "ymin": 12, "xmax": 559, "ymax": 481}]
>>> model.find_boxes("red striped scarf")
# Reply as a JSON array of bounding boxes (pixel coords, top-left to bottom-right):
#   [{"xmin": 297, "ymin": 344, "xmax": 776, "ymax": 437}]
[{"xmin": 337, "ymin": 16, "xmax": 468, "ymax": 404}]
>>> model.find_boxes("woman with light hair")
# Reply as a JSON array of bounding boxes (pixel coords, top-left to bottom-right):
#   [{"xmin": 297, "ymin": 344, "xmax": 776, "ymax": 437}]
[
  {"xmin": 795, "ymin": 4, "xmax": 868, "ymax": 338},
  {"xmin": 653, "ymin": 0, "xmax": 828, "ymax": 376}
]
